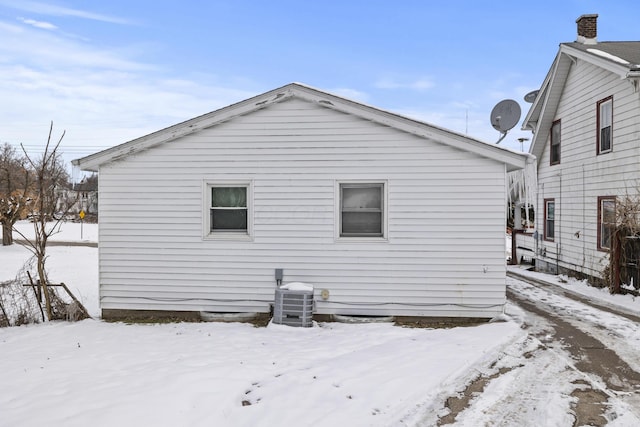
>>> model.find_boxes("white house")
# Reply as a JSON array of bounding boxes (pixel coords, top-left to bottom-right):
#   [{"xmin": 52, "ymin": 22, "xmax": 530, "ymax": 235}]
[
  {"xmin": 73, "ymin": 83, "xmax": 531, "ymax": 321},
  {"xmin": 522, "ymin": 15, "xmax": 640, "ymax": 286},
  {"xmin": 56, "ymin": 175, "xmax": 99, "ymax": 220}
]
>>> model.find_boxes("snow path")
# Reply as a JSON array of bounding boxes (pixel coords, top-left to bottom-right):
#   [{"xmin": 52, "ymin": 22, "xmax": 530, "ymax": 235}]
[
  {"xmin": 411, "ymin": 302, "xmax": 580, "ymax": 426},
  {"xmin": 451, "ymin": 333, "xmax": 579, "ymax": 426},
  {"xmin": 508, "ymin": 277, "xmax": 640, "ymax": 376},
  {"xmin": 418, "ymin": 278, "xmax": 640, "ymax": 426}
]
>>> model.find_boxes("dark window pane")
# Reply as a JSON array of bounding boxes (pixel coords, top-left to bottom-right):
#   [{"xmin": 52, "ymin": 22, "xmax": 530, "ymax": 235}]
[
  {"xmin": 551, "ymin": 121, "xmax": 561, "ymax": 164},
  {"xmin": 546, "ymin": 220, "xmax": 554, "ymax": 238},
  {"xmin": 600, "ymin": 127, "xmax": 611, "ymax": 152},
  {"xmin": 602, "ymin": 225, "xmax": 612, "ymax": 249},
  {"xmin": 547, "ymin": 203, "xmax": 554, "ymax": 220},
  {"xmin": 342, "ymin": 186, "xmax": 382, "ymax": 209},
  {"xmin": 342, "ymin": 212, "xmax": 382, "ymax": 236},
  {"xmin": 212, "ymin": 187, "xmax": 246, "ymax": 208},
  {"xmin": 551, "ymin": 145, "xmax": 560, "ymax": 164},
  {"xmin": 211, "ymin": 209, "xmax": 247, "ymax": 230}
]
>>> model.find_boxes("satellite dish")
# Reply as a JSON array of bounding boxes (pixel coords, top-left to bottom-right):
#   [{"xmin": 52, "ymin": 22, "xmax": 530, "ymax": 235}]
[
  {"xmin": 490, "ymin": 100, "xmax": 521, "ymax": 132},
  {"xmin": 524, "ymin": 90, "xmax": 539, "ymax": 103},
  {"xmin": 490, "ymin": 99, "xmax": 521, "ymax": 144}
]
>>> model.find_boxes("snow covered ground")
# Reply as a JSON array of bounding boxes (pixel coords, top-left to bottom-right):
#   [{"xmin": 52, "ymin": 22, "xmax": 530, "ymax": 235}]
[
  {"xmin": 1, "ymin": 222, "xmax": 639, "ymax": 426},
  {"xmin": 465, "ymin": 278, "xmax": 640, "ymax": 426},
  {"xmin": 509, "ymin": 265, "xmax": 640, "ymax": 315},
  {"xmin": 12, "ymin": 219, "xmax": 99, "ymax": 243},
  {"xmin": 3, "ymin": 221, "xmax": 99, "ymax": 316}
]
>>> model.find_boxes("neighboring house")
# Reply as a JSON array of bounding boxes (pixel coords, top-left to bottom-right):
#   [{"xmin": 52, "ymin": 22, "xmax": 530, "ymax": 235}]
[
  {"xmin": 73, "ymin": 83, "xmax": 531, "ymax": 321},
  {"xmin": 522, "ymin": 15, "xmax": 640, "ymax": 282},
  {"xmin": 74, "ymin": 175, "xmax": 99, "ymax": 215},
  {"xmin": 56, "ymin": 175, "xmax": 98, "ymax": 218}
]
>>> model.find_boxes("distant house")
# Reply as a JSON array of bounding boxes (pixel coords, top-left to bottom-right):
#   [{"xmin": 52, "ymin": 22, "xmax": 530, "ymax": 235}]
[
  {"xmin": 522, "ymin": 15, "xmax": 640, "ymax": 284},
  {"xmin": 56, "ymin": 175, "xmax": 98, "ymax": 219},
  {"xmin": 73, "ymin": 83, "xmax": 531, "ymax": 321}
]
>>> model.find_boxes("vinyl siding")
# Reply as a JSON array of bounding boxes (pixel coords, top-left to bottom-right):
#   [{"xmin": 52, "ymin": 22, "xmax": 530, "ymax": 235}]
[
  {"xmin": 98, "ymin": 98, "xmax": 508, "ymax": 317},
  {"xmin": 536, "ymin": 59, "xmax": 640, "ymax": 277}
]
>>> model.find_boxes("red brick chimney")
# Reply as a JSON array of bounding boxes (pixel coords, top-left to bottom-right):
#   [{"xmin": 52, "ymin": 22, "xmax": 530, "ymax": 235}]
[{"xmin": 576, "ymin": 14, "xmax": 598, "ymax": 44}]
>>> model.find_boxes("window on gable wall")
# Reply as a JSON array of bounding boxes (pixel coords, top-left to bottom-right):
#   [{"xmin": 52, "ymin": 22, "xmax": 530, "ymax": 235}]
[
  {"xmin": 598, "ymin": 196, "xmax": 616, "ymax": 251},
  {"xmin": 338, "ymin": 182, "xmax": 386, "ymax": 238},
  {"xmin": 544, "ymin": 199, "xmax": 555, "ymax": 241},
  {"xmin": 597, "ymin": 96, "xmax": 613, "ymax": 154},
  {"xmin": 550, "ymin": 119, "xmax": 561, "ymax": 165},
  {"xmin": 205, "ymin": 182, "xmax": 251, "ymax": 238}
]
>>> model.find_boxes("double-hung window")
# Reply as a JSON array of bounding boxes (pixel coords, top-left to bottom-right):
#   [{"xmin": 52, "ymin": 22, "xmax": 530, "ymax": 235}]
[
  {"xmin": 544, "ymin": 199, "xmax": 555, "ymax": 241},
  {"xmin": 598, "ymin": 196, "xmax": 616, "ymax": 251},
  {"xmin": 550, "ymin": 119, "xmax": 561, "ymax": 165},
  {"xmin": 339, "ymin": 182, "xmax": 385, "ymax": 238},
  {"xmin": 205, "ymin": 182, "xmax": 251, "ymax": 238},
  {"xmin": 597, "ymin": 96, "xmax": 613, "ymax": 154}
]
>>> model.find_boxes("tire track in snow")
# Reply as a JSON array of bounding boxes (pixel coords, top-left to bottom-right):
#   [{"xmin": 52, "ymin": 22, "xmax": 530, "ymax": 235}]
[
  {"xmin": 427, "ymin": 276, "xmax": 640, "ymax": 426},
  {"xmin": 433, "ymin": 306, "xmax": 581, "ymax": 426}
]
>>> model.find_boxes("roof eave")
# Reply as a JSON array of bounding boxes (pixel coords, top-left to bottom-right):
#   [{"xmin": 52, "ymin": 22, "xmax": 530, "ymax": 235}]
[
  {"xmin": 73, "ymin": 82, "xmax": 531, "ymax": 173},
  {"xmin": 72, "ymin": 85, "xmax": 300, "ymax": 171},
  {"xmin": 562, "ymin": 43, "xmax": 637, "ymax": 78},
  {"xmin": 523, "ymin": 48, "xmax": 575, "ymax": 162},
  {"xmin": 290, "ymin": 85, "xmax": 530, "ymax": 171}
]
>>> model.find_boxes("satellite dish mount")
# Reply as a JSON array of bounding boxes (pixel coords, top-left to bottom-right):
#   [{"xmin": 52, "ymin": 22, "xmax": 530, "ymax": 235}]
[{"xmin": 490, "ymin": 99, "xmax": 521, "ymax": 144}]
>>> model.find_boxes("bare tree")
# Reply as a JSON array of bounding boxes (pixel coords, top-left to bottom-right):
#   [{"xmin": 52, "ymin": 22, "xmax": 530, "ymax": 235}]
[
  {"xmin": 605, "ymin": 187, "xmax": 640, "ymax": 295},
  {"xmin": 13, "ymin": 123, "xmax": 79, "ymax": 320},
  {"xmin": 0, "ymin": 143, "xmax": 32, "ymax": 246}
]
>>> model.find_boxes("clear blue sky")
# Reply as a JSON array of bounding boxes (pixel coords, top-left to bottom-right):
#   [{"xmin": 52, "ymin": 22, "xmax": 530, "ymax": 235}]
[{"xmin": 1, "ymin": 0, "xmax": 639, "ymax": 173}]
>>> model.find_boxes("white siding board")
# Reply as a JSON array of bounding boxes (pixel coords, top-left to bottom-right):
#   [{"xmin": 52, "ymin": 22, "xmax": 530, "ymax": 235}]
[{"xmin": 97, "ymin": 98, "xmax": 508, "ymax": 317}]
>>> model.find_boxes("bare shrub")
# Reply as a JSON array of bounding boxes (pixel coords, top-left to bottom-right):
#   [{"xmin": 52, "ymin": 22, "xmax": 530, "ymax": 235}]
[
  {"xmin": 597, "ymin": 264, "xmax": 611, "ymax": 289},
  {"xmin": 607, "ymin": 187, "xmax": 640, "ymax": 294},
  {"xmin": 0, "ymin": 267, "xmax": 43, "ymax": 327},
  {"xmin": 0, "ymin": 257, "xmax": 89, "ymax": 327}
]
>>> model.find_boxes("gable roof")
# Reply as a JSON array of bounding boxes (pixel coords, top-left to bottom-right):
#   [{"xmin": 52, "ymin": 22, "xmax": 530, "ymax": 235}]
[
  {"xmin": 523, "ymin": 42, "xmax": 640, "ymax": 161},
  {"xmin": 73, "ymin": 83, "xmax": 531, "ymax": 172}
]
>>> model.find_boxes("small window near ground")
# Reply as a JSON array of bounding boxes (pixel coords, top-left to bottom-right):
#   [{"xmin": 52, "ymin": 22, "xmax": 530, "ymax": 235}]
[
  {"xmin": 550, "ymin": 119, "xmax": 561, "ymax": 165},
  {"xmin": 205, "ymin": 182, "xmax": 251, "ymax": 238},
  {"xmin": 339, "ymin": 182, "xmax": 385, "ymax": 238},
  {"xmin": 597, "ymin": 96, "xmax": 613, "ymax": 154},
  {"xmin": 598, "ymin": 196, "xmax": 616, "ymax": 251},
  {"xmin": 544, "ymin": 199, "xmax": 555, "ymax": 241}
]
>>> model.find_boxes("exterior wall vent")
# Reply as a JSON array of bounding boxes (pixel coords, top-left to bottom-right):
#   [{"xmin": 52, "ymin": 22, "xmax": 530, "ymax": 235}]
[{"xmin": 273, "ymin": 283, "xmax": 314, "ymax": 327}]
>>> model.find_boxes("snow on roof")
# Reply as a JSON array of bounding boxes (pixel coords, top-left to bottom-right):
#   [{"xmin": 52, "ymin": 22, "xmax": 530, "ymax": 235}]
[{"xmin": 586, "ymin": 48, "xmax": 630, "ymax": 65}]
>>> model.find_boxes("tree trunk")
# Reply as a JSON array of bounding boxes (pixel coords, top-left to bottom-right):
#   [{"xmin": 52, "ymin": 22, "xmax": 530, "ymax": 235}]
[
  {"xmin": 2, "ymin": 222, "xmax": 12, "ymax": 246},
  {"xmin": 37, "ymin": 251, "xmax": 54, "ymax": 320},
  {"xmin": 611, "ymin": 229, "xmax": 622, "ymax": 294}
]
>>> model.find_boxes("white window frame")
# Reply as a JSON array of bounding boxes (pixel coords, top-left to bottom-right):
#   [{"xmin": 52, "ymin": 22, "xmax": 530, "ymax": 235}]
[
  {"xmin": 203, "ymin": 180, "xmax": 253, "ymax": 240},
  {"xmin": 597, "ymin": 96, "xmax": 613, "ymax": 154},
  {"xmin": 335, "ymin": 180, "xmax": 388, "ymax": 242}
]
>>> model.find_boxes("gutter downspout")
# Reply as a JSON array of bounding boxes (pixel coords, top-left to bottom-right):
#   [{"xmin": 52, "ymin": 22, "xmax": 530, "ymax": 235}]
[
  {"xmin": 537, "ymin": 182, "xmax": 542, "ymax": 259},
  {"xmin": 557, "ymin": 172, "xmax": 562, "ymax": 275},
  {"xmin": 582, "ymin": 165, "xmax": 586, "ymax": 271}
]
